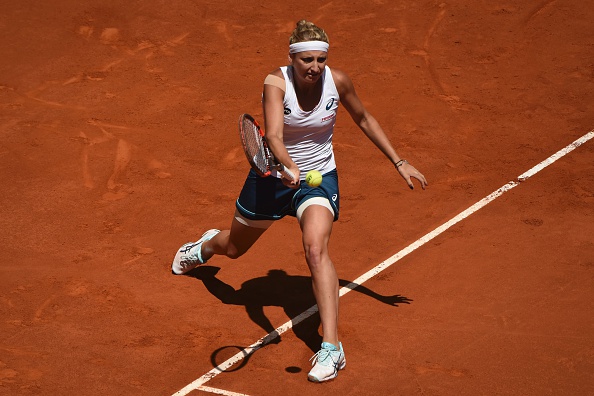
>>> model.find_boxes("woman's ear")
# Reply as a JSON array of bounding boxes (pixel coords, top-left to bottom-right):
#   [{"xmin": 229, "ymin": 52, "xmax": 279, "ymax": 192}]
[{"xmin": 287, "ymin": 54, "xmax": 293, "ymax": 64}]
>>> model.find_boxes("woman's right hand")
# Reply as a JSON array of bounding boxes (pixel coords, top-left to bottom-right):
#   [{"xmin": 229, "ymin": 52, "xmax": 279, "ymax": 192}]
[{"xmin": 281, "ymin": 166, "xmax": 300, "ymax": 188}]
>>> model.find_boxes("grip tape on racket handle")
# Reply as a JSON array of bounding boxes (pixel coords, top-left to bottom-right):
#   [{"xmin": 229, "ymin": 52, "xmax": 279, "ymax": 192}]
[{"xmin": 278, "ymin": 165, "xmax": 296, "ymax": 182}]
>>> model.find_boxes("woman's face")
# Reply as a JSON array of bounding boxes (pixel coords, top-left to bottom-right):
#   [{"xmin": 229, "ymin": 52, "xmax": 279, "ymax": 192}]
[{"xmin": 290, "ymin": 50, "xmax": 328, "ymax": 85}]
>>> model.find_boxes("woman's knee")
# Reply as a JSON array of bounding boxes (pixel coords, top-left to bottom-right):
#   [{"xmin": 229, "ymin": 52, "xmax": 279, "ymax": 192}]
[
  {"xmin": 225, "ymin": 244, "xmax": 246, "ymax": 260},
  {"xmin": 226, "ymin": 218, "xmax": 268, "ymax": 259},
  {"xmin": 303, "ymin": 241, "xmax": 327, "ymax": 268}
]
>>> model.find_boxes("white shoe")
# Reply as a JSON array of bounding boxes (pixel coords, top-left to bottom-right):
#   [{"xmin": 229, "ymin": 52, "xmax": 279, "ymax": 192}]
[
  {"xmin": 171, "ymin": 229, "xmax": 220, "ymax": 275},
  {"xmin": 308, "ymin": 342, "xmax": 346, "ymax": 382}
]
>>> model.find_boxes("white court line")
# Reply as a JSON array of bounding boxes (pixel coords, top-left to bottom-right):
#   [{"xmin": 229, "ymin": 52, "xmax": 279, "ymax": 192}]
[
  {"xmin": 197, "ymin": 385, "xmax": 251, "ymax": 396},
  {"xmin": 172, "ymin": 130, "xmax": 594, "ymax": 396}
]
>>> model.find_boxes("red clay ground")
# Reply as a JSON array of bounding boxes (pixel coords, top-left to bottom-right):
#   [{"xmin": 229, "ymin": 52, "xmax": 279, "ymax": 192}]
[{"xmin": 1, "ymin": 1, "xmax": 593, "ymax": 395}]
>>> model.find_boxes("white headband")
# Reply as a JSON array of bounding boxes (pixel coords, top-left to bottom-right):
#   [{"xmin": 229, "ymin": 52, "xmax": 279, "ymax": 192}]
[{"xmin": 289, "ymin": 40, "xmax": 329, "ymax": 54}]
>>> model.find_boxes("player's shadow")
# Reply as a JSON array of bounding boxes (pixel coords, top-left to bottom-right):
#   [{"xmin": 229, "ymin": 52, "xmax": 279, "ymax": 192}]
[{"xmin": 187, "ymin": 266, "xmax": 412, "ymax": 353}]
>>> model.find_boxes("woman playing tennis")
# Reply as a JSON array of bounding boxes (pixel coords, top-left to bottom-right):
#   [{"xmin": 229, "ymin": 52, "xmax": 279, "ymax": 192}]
[{"xmin": 172, "ymin": 20, "xmax": 427, "ymax": 382}]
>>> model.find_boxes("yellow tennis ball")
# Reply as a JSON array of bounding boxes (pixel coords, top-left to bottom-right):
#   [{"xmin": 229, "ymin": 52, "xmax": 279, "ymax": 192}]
[{"xmin": 305, "ymin": 170, "xmax": 323, "ymax": 187}]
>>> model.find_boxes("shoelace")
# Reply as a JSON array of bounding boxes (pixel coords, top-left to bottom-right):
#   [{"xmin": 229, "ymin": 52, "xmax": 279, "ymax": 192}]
[{"xmin": 309, "ymin": 348, "xmax": 339, "ymax": 367}]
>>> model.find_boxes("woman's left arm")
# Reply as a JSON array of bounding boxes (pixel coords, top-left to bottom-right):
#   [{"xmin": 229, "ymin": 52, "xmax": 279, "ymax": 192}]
[{"xmin": 334, "ymin": 68, "xmax": 428, "ymax": 190}]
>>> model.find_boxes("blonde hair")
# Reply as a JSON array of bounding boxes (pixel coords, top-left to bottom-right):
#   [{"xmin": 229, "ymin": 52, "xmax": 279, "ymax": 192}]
[{"xmin": 289, "ymin": 20, "xmax": 329, "ymax": 45}]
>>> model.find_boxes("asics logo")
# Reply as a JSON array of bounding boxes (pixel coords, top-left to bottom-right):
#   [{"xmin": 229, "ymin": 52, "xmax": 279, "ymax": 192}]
[
  {"xmin": 180, "ymin": 243, "xmax": 197, "ymax": 254},
  {"xmin": 326, "ymin": 98, "xmax": 335, "ymax": 110},
  {"xmin": 332, "ymin": 194, "xmax": 338, "ymax": 202}
]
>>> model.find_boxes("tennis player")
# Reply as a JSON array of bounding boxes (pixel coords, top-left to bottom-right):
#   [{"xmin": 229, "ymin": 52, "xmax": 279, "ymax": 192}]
[{"xmin": 172, "ymin": 20, "xmax": 427, "ymax": 382}]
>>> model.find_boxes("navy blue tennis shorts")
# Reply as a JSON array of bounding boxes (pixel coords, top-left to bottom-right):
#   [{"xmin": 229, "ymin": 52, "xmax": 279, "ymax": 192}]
[{"xmin": 236, "ymin": 169, "xmax": 339, "ymax": 222}]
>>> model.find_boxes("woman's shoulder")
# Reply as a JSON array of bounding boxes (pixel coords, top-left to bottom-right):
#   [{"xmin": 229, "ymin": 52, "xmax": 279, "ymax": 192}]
[
  {"xmin": 267, "ymin": 67, "xmax": 285, "ymax": 78},
  {"xmin": 327, "ymin": 67, "xmax": 353, "ymax": 94},
  {"xmin": 264, "ymin": 67, "xmax": 288, "ymax": 94}
]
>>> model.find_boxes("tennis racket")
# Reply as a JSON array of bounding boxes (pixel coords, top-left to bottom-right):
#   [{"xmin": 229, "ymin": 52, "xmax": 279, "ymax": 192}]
[{"xmin": 238, "ymin": 113, "xmax": 296, "ymax": 181}]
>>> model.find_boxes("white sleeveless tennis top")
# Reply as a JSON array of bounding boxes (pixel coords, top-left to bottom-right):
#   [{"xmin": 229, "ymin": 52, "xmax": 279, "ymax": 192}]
[{"xmin": 277, "ymin": 65, "xmax": 339, "ymax": 180}]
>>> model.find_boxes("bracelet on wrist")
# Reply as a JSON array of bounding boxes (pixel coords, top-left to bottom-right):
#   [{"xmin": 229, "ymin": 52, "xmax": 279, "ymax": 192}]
[{"xmin": 395, "ymin": 159, "xmax": 408, "ymax": 168}]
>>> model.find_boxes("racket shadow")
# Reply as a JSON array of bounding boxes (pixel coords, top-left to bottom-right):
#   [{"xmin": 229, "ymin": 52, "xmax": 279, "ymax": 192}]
[{"xmin": 187, "ymin": 266, "xmax": 412, "ymax": 354}]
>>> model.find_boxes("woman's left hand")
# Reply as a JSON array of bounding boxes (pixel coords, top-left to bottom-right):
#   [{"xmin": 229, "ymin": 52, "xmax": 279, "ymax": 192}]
[{"xmin": 396, "ymin": 161, "xmax": 428, "ymax": 190}]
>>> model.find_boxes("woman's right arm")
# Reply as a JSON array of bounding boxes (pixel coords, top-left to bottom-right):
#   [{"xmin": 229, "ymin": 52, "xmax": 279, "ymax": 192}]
[{"xmin": 262, "ymin": 72, "xmax": 300, "ymax": 186}]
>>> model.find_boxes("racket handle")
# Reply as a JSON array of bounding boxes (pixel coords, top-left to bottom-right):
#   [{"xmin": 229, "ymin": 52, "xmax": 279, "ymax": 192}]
[{"xmin": 278, "ymin": 165, "xmax": 296, "ymax": 182}]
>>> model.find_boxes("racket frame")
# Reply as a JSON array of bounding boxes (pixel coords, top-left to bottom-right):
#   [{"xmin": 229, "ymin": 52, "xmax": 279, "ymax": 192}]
[{"xmin": 238, "ymin": 113, "xmax": 295, "ymax": 181}]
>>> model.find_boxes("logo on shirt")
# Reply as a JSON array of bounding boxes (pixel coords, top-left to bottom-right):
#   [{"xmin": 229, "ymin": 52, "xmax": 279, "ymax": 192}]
[
  {"xmin": 322, "ymin": 113, "xmax": 336, "ymax": 122},
  {"xmin": 325, "ymin": 98, "xmax": 335, "ymax": 110},
  {"xmin": 284, "ymin": 107, "xmax": 291, "ymax": 115}
]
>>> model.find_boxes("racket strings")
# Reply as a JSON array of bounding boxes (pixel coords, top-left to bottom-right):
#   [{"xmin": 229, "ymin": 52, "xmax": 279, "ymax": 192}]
[{"xmin": 241, "ymin": 117, "xmax": 269, "ymax": 174}]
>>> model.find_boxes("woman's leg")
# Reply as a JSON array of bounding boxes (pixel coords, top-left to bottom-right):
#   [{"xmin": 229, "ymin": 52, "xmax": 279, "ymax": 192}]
[
  {"xmin": 201, "ymin": 215, "xmax": 269, "ymax": 261},
  {"xmin": 299, "ymin": 204, "xmax": 339, "ymax": 346},
  {"xmin": 172, "ymin": 213, "xmax": 271, "ymax": 275}
]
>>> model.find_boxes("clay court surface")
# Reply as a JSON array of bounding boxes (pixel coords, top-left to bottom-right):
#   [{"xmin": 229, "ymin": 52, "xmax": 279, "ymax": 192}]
[{"xmin": 1, "ymin": 0, "xmax": 594, "ymax": 395}]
